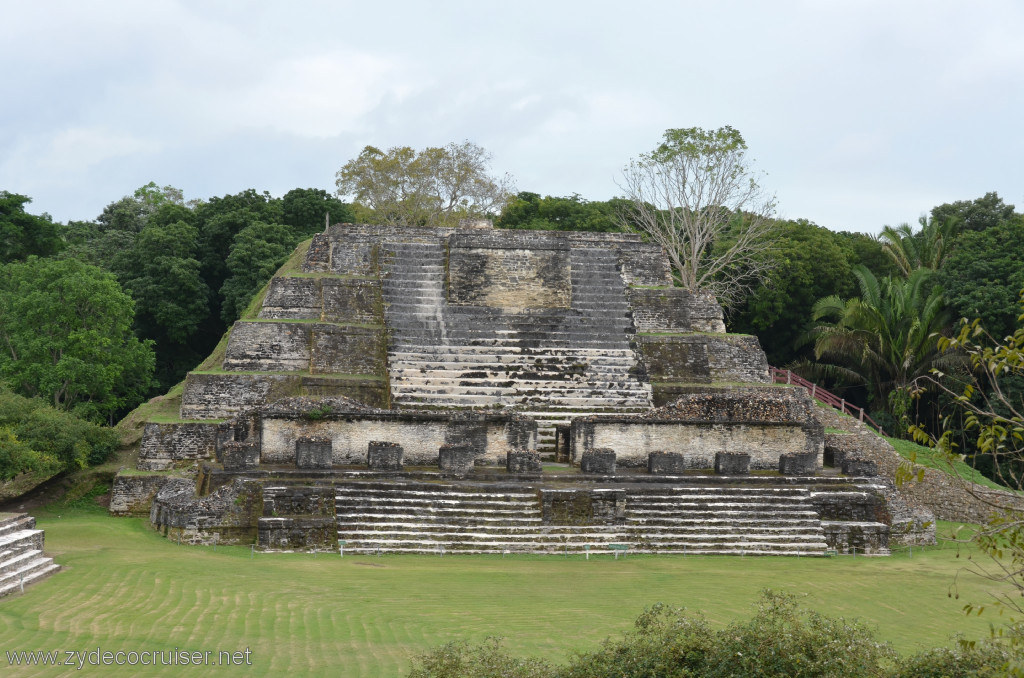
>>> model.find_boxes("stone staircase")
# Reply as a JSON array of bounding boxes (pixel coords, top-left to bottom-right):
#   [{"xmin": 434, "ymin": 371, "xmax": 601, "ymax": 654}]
[
  {"xmin": 334, "ymin": 481, "xmax": 829, "ymax": 556},
  {"xmin": 625, "ymin": 486, "xmax": 827, "ymax": 555},
  {"xmin": 0, "ymin": 513, "xmax": 59, "ymax": 598},
  {"xmin": 380, "ymin": 239, "xmax": 653, "ymax": 452}
]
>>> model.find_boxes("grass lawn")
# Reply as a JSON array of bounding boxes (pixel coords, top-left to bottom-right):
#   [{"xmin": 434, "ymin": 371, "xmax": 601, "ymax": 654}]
[{"xmin": 0, "ymin": 505, "xmax": 1016, "ymax": 677}]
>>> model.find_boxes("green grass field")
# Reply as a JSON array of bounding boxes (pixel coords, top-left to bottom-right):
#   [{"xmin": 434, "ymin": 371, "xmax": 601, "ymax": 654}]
[{"xmin": 0, "ymin": 504, "xmax": 1015, "ymax": 677}]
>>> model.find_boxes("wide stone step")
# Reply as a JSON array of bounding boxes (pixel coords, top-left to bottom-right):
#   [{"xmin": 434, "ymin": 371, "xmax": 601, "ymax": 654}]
[
  {"xmin": 335, "ymin": 488, "xmax": 536, "ymax": 502},
  {"xmin": 392, "ymin": 393, "xmax": 651, "ymax": 408},
  {"xmin": 336, "ymin": 512, "xmax": 543, "ymax": 524},
  {"xmin": 389, "ymin": 383, "xmax": 649, "ymax": 399},
  {"xmin": 628, "ymin": 513, "xmax": 821, "ymax": 524},
  {"xmin": 0, "ymin": 515, "xmax": 34, "ymax": 538},
  {"xmin": 0, "ymin": 529, "xmax": 43, "ymax": 554},
  {"xmin": 0, "ymin": 558, "xmax": 60, "ymax": 598}
]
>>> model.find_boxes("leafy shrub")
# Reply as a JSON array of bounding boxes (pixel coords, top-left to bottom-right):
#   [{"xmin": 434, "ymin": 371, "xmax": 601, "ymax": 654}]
[
  {"xmin": 893, "ymin": 639, "xmax": 1018, "ymax": 678},
  {"xmin": 0, "ymin": 388, "xmax": 119, "ymax": 479},
  {"xmin": 408, "ymin": 637, "xmax": 553, "ymax": 678}
]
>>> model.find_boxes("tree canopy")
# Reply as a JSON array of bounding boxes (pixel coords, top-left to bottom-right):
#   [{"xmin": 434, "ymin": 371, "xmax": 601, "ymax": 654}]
[
  {"xmin": 0, "ymin": 191, "xmax": 63, "ymax": 263},
  {"xmin": 335, "ymin": 142, "xmax": 514, "ymax": 227},
  {"xmin": 0, "ymin": 257, "xmax": 155, "ymax": 422}
]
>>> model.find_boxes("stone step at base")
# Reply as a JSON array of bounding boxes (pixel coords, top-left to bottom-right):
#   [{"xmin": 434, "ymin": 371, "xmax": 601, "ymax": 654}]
[
  {"xmin": 334, "ymin": 488, "xmax": 536, "ymax": 501},
  {"xmin": 337, "ymin": 542, "xmax": 827, "ymax": 556},
  {"xmin": 392, "ymin": 393, "xmax": 652, "ymax": 408},
  {"xmin": 389, "ymin": 385, "xmax": 650, "ymax": 400},
  {"xmin": 0, "ymin": 529, "xmax": 43, "ymax": 553},
  {"xmin": 336, "ymin": 513, "xmax": 543, "ymax": 525},
  {"xmin": 390, "ymin": 346, "xmax": 640, "ymax": 358},
  {"xmin": 0, "ymin": 515, "xmax": 35, "ymax": 539},
  {"xmin": 0, "ymin": 559, "xmax": 60, "ymax": 598}
]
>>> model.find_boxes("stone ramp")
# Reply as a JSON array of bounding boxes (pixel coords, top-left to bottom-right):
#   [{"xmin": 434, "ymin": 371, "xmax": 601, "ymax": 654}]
[
  {"xmin": 334, "ymin": 480, "xmax": 832, "ymax": 556},
  {"xmin": 380, "ymin": 238, "xmax": 653, "ymax": 453},
  {"xmin": 0, "ymin": 513, "xmax": 60, "ymax": 598}
]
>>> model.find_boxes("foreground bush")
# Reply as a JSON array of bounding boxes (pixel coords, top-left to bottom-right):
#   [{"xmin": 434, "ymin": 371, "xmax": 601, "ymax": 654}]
[
  {"xmin": 408, "ymin": 591, "xmax": 1020, "ymax": 678},
  {"xmin": 0, "ymin": 388, "xmax": 119, "ymax": 480}
]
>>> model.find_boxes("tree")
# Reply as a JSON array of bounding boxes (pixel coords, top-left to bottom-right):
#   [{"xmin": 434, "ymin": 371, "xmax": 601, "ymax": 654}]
[
  {"xmin": 496, "ymin": 192, "xmax": 625, "ymax": 232},
  {"xmin": 909, "ymin": 293, "xmax": 1024, "ymax": 651},
  {"xmin": 0, "ymin": 257, "xmax": 154, "ymax": 422},
  {"xmin": 940, "ymin": 218, "xmax": 1024, "ymax": 342},
  {"xmin": 809, "ymin": 266, "xmax": 952, "ymax": 422},
  {"xmin": 729, "ymin": 219, "xmax": 854, "ymax": 366},
  {"xmin": 617, "ymin": 126, "xmax": 777, "ymax": 309},
  {"xmin": 931, "ymin": 191, "xmax": 1016, "ymax": 233},
  {"xmin": 0, "ymin": 192, "xmax": 62, "ymax": 263},
  {"xmin": 335, "ymin": 141, "xmax": 514, "ymax": 227},
  {"xmin": 219, "ymin": 221, "xmax": 295, "ymax": 323},
  {"xmin": 878, "ymin": 215, "xmax": 959, "ymax": 278},
  {"xmin": 282, "ymin": 187, "xmax": 355, "ymax": 239},
  {"xmin": 115, "ymin": 220, "xmax": 210, "ymax": 390}
]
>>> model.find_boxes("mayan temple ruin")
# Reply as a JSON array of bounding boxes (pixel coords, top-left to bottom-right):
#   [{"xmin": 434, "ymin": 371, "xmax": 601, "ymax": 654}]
[{"xmin": 111, "ymin": 221, "xmax": 937, "ymax": 555}]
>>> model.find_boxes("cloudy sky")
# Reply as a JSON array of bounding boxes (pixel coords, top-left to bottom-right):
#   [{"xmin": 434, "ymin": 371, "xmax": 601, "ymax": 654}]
[{"xmin": 2, "ymin": 1, "xmax": 1022, "ymax": 233}]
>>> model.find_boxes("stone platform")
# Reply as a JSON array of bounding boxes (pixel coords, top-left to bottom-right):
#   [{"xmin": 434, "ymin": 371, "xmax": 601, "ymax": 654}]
[{"xmin": 0, "ymin": 513, "xmax": 59, "ymax": 598}]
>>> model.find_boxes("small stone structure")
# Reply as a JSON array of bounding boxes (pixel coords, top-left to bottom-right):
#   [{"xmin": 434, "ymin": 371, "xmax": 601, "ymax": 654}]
[
  {"xmin": 715, "ymin": 451, "xmax": 751, "ymax": 475},
  {"xmin": 648, "ymin": 451, "xmax": 687, "ymax": 475},
  {"xmin": 221, "ymin": 441, "xmax": 259, "ymax": 471},
  {"xmin": 367, "ymin": 441, "xmax": 403, "ymax": 471},
  {"xmin": 779, "ymin": 452, "xmax": 818, "ymax": 476},
  {"xmin": 0, "ymin": 513, "xmax": 60, "ymax": 597},
  {"xmin": 438, "ymin": 444, "xmax": 477, "ymax": 474},
  {"xmin": 507, "ymin": 450, "xmax": 542, "ymax": 474},
  {"xmin": 842, "ymin": 458, "xmax": 878, "ymax": 477},
  {"xmin": 295, "ymin": 436, "xmax": 333, "ymax": 469},
  {"xmin": 580, "ymin": 448, "xmax": 616, "ymax": 474}
]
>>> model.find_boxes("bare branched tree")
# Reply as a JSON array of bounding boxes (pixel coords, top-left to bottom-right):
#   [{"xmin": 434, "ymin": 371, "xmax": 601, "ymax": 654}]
[{"xmin": 617, "ymin": 126, "xmax": 777, "ymax": 309}]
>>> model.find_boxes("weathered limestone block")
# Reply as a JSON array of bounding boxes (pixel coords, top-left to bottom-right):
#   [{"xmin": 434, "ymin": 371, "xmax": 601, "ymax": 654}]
[
  {"xmin": 139, "ymin": 422, "xmax": 220, "ymax": 471},
  {"xmin": 648, "ymin": 451, "xmax": 687, "ymax": 474},
  {"xmin": 448, "ymin": 242, "xmax": 571, "ymax": 310},
  {"xmin": 811, "ymin": 488, "xmax": 888, "ymax": 522},
  {"xmin": 506, "ymin": 450, "xmax": 542, "ymax": 474},
  {"xmin": 296, "ymin": 436, "xmax": 333, "ymax": 469},
  {"xmin": 780, "ymin": 452, "xmax": 817, "ymax": 476},
  {"xmin": 321, "ymin": 278, "xmax": 382, "ymax": 324},
  {"xmin": 438, "ymin": 444, "xmax": 476, "ymax": 474},
  {"xmin": 714, "ymin": 451, "xmax": 751, "ymax": 475},
  {"xmin": 636, "ymin": 334, "xmax": 712, "ymax": 383},
  {"xmin": 309, "ymin": 324, "xmax": 385, "ymax": 375},
  {"xmin": 822, "ymin": 522, "xmax": 890, "ymax": 555},
  {"xmin": 541, "ymin": 489, "xmax": 626, "ymax": 525},
  {"xmin": 329, "ymin": 240, "xmax": 378, "ymax": 276},
  {"xmin": 222, "ymin": 321, "xmax": 312, "ymax": 371},
  {"xmin": 221, "ymin": 441, "xmax": 260, "ymax": 470},
  {"xmin": 580, "ymin": 448, "xmax": 616, "ymax": 474},
  {"xmin": 367, "ymin": 441, "xmax": 403, "ymax": 470},
  {"xmin": 618, "ymin": 242, "xmax": 672, "ymax": 286},
  {"xmin": 824, "ymin": 433, "xmax": 860, "ymax": 467},
  {"xmin": 262, "ymin": 486, "xmax": 335, "ymax": 517},
  {"xmin": 109, "ymin": 474, "xmax": 173, "ymax": 516},
  {"xmin": 259, "ymin": 277, "xmax": 321, "ymax": 319},
  {"xmin": 842, "ymin": 458, "xmax": 878, "ymax": 477},
  {"xmin": 627, "ymin": 288, "xmax": 726, "ymax": 333}
]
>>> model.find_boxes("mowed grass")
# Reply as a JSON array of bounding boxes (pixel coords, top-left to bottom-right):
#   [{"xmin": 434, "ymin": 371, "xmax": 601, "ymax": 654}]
[{"xmin": 0, "ymin": 509, "xmax": 1015, "ymax": 677}]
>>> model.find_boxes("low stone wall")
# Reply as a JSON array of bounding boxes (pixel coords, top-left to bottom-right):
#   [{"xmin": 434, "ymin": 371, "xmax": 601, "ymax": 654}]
[
  {"xmin": 258, "ymin": 276, "xmax": 383, "ymax": 325},
  {"xmin": 149, "ymin": 477, "xmax": 262, "ymax": 545},
  {"xmin": 109, "ymin": 474, "xmax": 175, "ymax": 516},
  {"xmin": 571, "ymin": 387, "xmax": 823, "ymax": 469},
  {"xmin": 138, "ymin": 422, "xmax": 223, "ymax": 471},
  {"xmin": 258, "ymin": 485, "xmax": 337, "ymax": 550},
  {"xmin": 180, "ymin": 372, "xmax": 388, "ymax": 419}
]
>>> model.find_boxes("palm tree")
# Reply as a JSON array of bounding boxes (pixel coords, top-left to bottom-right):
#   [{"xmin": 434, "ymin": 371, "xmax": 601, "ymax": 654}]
[
  {"xmin": 878, "ymin": 215, "xmax": 959, "ymax": 278},
  {"xmin": 808, "ymin": 265, "xmax": 953, "ymax": 417}
]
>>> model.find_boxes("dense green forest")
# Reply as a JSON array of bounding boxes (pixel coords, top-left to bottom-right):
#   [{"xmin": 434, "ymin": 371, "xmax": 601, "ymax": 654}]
[{"xmin": 1, "ymin": 180, "xmax": 1022, "ymax": 487}]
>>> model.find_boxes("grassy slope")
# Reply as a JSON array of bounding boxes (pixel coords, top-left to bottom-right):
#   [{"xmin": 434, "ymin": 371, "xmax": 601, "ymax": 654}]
[
  {"xmin": 885, "ymin": 436, "xmax": 1015, "ymax": 492},
  {"xmin": 0, "ymin": 506, "xmax": 1012, "ymax": 677}
]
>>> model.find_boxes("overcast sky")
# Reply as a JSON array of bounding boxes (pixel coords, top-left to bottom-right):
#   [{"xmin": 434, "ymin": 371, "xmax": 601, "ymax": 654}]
[{"xmin": 2, "ymin": 1, "xmax": 1022, "ymax": 234}]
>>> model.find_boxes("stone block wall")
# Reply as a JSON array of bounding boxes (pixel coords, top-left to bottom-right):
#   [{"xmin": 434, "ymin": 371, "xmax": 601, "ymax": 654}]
[
  {"xmin": 448, "ymin": 243, "xmax": 571, "ymax": 309},
  {"xmin": 109, "ymin": 474, "xmax": 174, "ymax": 516},
  {"xmin": 572, "ymin": 387, "xmax": 824, "ymax": 469},
  {"xmin": 180, "ymin": 372, "xmax": 388, "ymax": 419},
  {"xmin": 636, "ymin": 334, "xmax": 770, "ymax": 390},
  {"xmin": 259, "ymin": 277, "xmax": 321, "ymax": 319},
  {"xmin": 254, "ymin": 409, "xmax": 535, "ymax": 466},
  {"xmin": 309, "ymin": 324, "xmax": 385, "ymax": 374},
  {"xmin": 627, "ymin": 288, "xmax": 726, "ymax": 333},
  {"xmin": 223, "ymin": 321, "xmax": 313, "ymax": 371},
  {"xmin": 149, "ymin": 477, "xmax": 262, "ymax": 545},
  {"xmin": 617, "ymin": 242, "xmax": 673, "ymax": 286},
  {"xmin": 138, "ymin": 422, "xmax": 222, "ymax": 471},
  {"xmin": 321, "ymin": 278, "xmax": 382, "ymax": 324}
]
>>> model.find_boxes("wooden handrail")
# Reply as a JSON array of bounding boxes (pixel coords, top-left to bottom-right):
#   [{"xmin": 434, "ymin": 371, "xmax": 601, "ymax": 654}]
[{"xmin": 770, "ymin": 367, "xmax": 886, "ymax": 437}]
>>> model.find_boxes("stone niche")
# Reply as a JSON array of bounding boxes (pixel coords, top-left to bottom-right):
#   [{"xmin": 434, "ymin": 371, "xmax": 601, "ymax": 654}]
[
  {"xmin": 571, "ymin": 386, "xmax": 824, "ymax": 469},
  {"xmin": 448, "ymin": 238, "xmax": 571, "ymax": 310}
]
